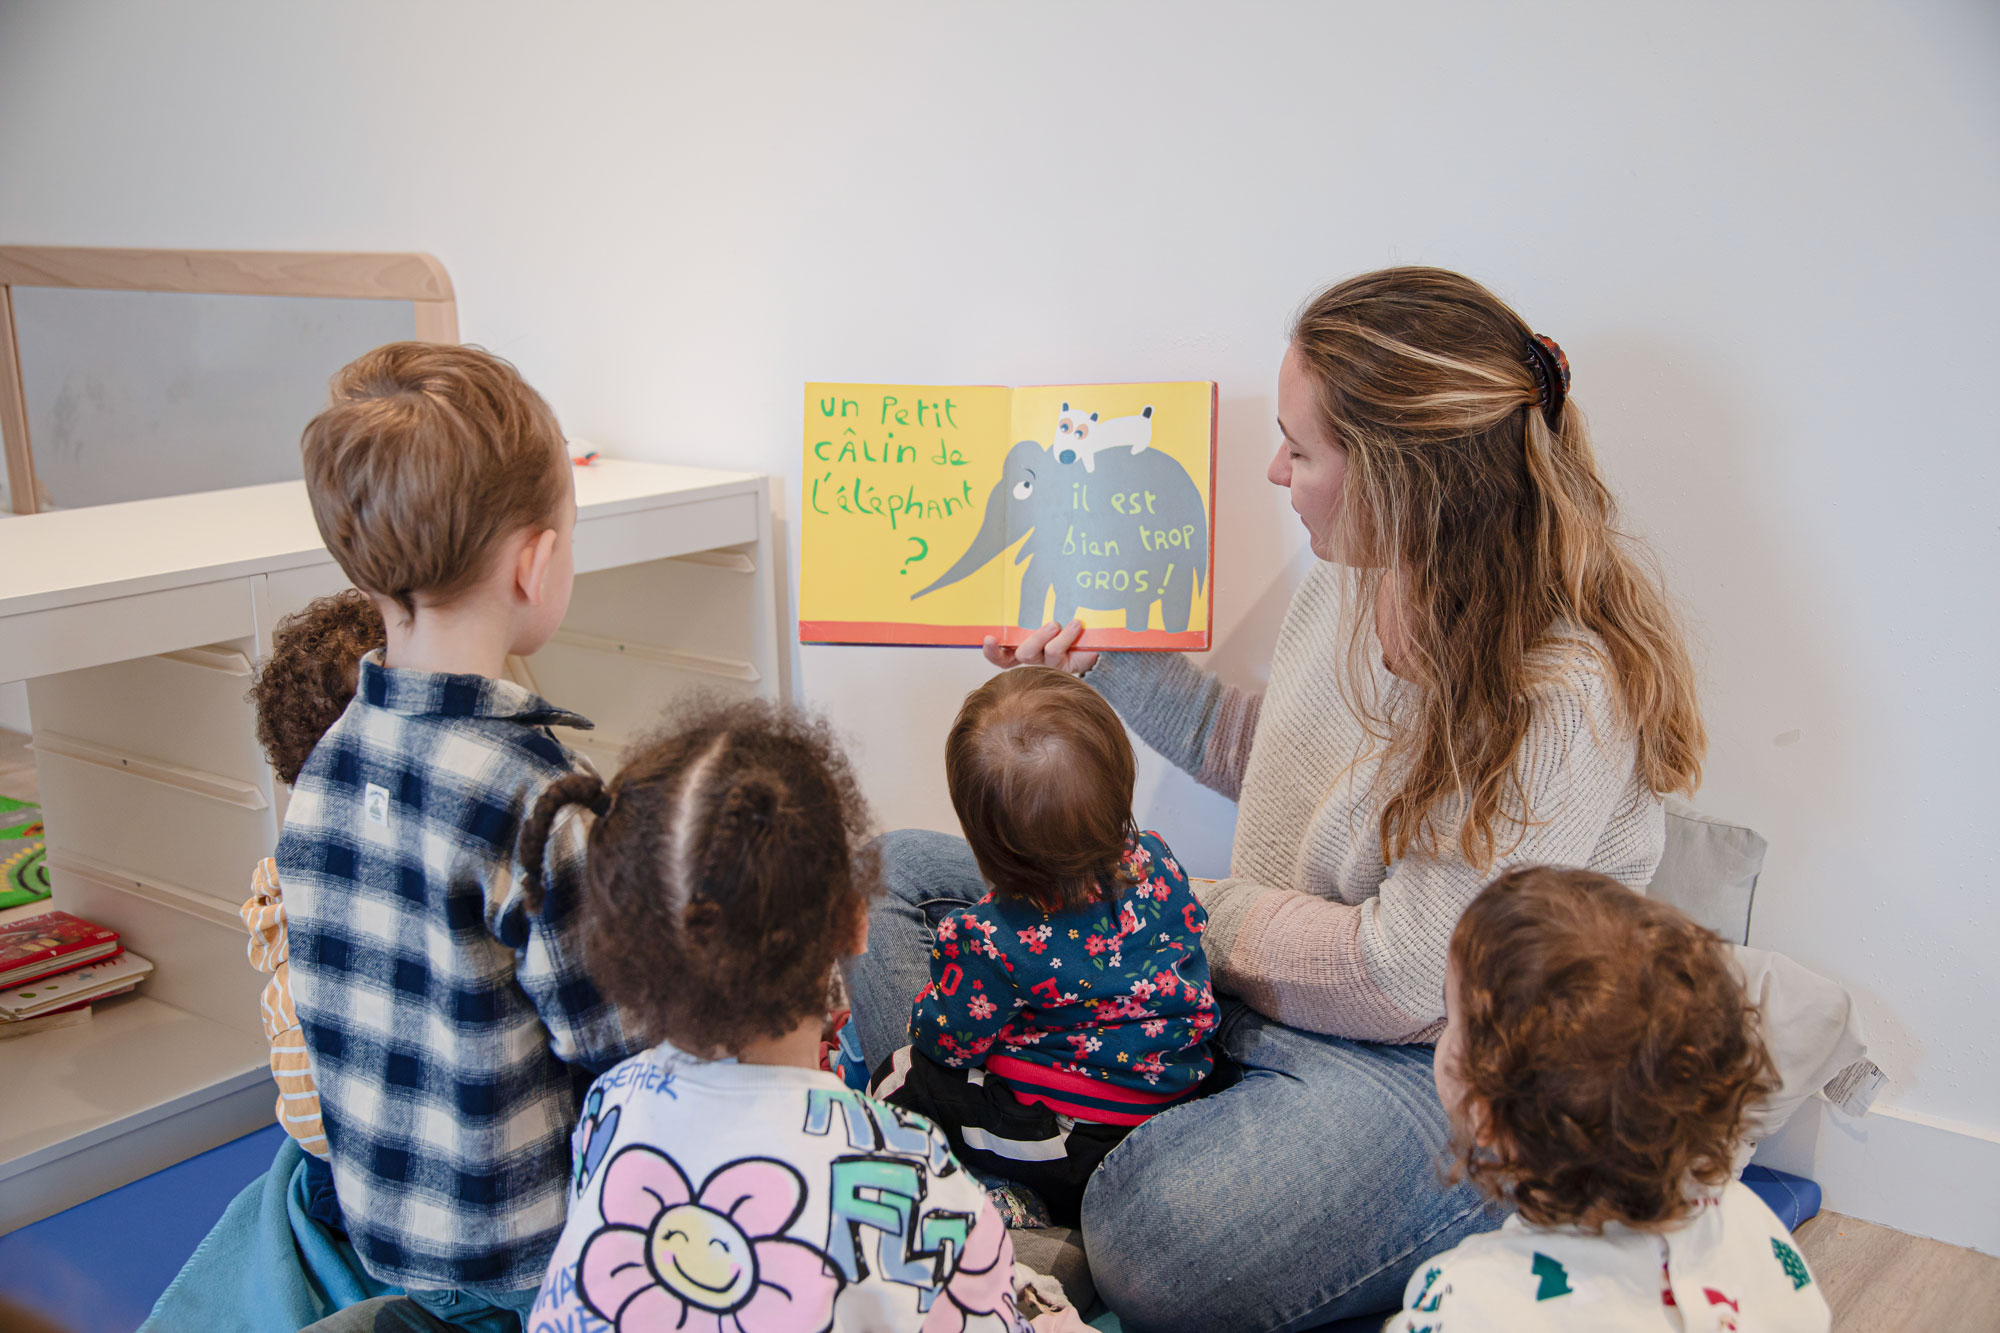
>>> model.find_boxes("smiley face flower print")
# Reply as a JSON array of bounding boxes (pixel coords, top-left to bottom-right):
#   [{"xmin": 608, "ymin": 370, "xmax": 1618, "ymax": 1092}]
[{"xmin": 578, "ymin": 1146, "xmax": 842, "ymax": 1332}]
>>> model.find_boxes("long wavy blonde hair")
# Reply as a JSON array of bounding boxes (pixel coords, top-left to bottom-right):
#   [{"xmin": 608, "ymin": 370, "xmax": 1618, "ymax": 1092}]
[{"xmin": 1291, "ymin": 267, "xmax": 1704, "ymax": 867}]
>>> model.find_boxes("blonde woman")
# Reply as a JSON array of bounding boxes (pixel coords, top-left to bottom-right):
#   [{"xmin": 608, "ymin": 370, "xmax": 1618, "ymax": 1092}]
[{"xmin": 844, "ymin": 267, "xmax": 1705, "ymax": 1331}]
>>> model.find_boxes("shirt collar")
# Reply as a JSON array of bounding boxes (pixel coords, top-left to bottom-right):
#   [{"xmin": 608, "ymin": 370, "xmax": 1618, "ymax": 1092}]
[{"xmin": 356, "ymin": 649, "xmax": 594, "ymax": 730}]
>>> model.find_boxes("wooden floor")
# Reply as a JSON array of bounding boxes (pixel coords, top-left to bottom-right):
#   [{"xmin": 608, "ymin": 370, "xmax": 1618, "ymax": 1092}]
[
  {"xmin": 1797, "ymin": 1210, "xmax": 2000, "ymax": 1331},
  {"xmin": 6, "ymin": 729, "xmax": 2000, "ymax": 1326}
]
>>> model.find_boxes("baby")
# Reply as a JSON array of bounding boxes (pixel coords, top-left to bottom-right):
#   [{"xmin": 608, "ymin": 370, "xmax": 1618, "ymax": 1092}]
[
  {"xmin": 876, "ymin": 666, "xmax": 1221, "ymax": 1224},
  {"xmin": 1389, "ymin": 865, "xmax": 1830, "ymax": 1331}
]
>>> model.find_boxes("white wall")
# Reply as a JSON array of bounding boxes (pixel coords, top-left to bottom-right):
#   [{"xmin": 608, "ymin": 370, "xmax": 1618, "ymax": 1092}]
[{"xmin": 3, "ymin": 0, "xmax": 1994, "ymax": 1246}]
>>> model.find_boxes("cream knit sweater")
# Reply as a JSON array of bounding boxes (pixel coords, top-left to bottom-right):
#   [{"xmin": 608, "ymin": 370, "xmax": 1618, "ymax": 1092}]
[{"xmin": 1089, "ymin": 561, "xmax": 1665, "ymax": 1043}]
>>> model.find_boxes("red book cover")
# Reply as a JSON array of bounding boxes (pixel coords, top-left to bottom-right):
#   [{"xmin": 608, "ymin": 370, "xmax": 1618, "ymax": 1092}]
[{"xmin": 0, "ymin": 910, "xmax": 121, "ymax": 988}]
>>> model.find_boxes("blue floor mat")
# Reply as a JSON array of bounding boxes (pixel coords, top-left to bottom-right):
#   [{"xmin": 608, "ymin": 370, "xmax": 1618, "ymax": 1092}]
[{"xmin": 0, "ymin": 1123, "xmax": 286, "ymax": 1333}]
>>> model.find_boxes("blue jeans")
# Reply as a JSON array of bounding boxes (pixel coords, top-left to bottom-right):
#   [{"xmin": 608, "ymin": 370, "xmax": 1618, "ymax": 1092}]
[{"xmin": 841, "ymin": 830, "xmax": 1501, "ymax": 1333}]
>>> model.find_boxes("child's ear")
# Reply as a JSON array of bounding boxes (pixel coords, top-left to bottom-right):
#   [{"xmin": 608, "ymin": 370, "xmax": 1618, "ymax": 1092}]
[
  {"xmin": 840, "ymin": 894, "xmax": 871, "ymax": 957},
  {"xmin": 515, "ymin": 527, "xmax": 559, "ymax": 606}
]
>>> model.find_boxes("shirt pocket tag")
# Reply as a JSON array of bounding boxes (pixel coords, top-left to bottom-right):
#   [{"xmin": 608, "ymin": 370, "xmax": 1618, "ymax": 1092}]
[{"xmin": 364, "ymin": 783, "xmax": 391, "ymax": 830}]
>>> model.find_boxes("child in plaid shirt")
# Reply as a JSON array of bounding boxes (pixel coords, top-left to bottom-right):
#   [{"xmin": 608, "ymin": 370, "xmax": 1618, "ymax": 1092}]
[{"xmin": 279, "ymin": 344, "xmax": 635, "ymax": 1329}]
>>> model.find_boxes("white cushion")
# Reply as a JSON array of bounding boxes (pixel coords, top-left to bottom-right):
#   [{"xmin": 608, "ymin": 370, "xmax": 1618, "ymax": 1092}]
[{"xmin": 1648, "ymin": 796, "xmax": 1767, "ymax": 944}]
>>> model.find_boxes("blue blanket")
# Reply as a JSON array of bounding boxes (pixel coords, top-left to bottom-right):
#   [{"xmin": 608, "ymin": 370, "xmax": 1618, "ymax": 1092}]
[{"xmin": 142, "ymin": 1140, "xmax": 396, "ymax": 1332}]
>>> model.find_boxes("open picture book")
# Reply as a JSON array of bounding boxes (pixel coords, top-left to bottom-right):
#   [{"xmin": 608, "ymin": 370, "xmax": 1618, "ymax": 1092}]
[{"xmin": 798, "ymin": 381, "xmax": 1217, "ymax": 650}]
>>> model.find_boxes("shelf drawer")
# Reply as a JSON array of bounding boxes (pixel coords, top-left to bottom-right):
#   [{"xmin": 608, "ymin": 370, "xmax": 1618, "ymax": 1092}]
[
  {"xmin": 27, "ymin": 647, "xmax": 269, "ymax": 790},
  {"xmin": 33, "ymin": 744, "xmax": 276, "ymax": 910}
]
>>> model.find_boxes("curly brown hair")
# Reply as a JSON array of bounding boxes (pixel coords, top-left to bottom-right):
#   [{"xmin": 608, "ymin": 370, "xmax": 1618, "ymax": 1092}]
[
  {"xmin": 519, "ymin": 700, "xmax": 879, "ymax": 1058},
  {"xmin": 945, "ymin": 667, "xmax": 1137, "ymax": 913},
  {"xmin": 247, "ymin": 590, "xmax": 386, "ymax": 785},
  {"xmin": 1445, "ymin": 866, "xmax": 1776, "ymax": 1231}
]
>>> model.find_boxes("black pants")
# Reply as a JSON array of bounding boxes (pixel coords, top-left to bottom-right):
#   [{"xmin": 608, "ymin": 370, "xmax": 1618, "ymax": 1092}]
[
  {"xmin": 875, "ymin": 1047, "xmax": 1236, "ymax": 1227},
  {"xmin": 873, "ymin": 1046, "xmax": 1128, "ymax": 1226}
]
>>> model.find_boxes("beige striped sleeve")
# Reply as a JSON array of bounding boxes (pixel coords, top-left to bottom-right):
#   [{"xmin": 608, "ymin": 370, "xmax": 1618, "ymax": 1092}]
[{"xmin": 242, "ymin": 859, "xmax": 328, "ymax": 1158}]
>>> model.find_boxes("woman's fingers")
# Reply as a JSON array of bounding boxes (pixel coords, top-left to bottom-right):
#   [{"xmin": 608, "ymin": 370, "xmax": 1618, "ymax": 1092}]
[
  {"xmin": 986, "ymin": 620, "xmax": 1097, "ymax": 675},
  {"xmin": 1046, "ymin": 618, "xmax": 1086, "ymax": 661},
  {"xmin": 1012, "ymin": 621, "xmax": 1062, "ymax": 664}
]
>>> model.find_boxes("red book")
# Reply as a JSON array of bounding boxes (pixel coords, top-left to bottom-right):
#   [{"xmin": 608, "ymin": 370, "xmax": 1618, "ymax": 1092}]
[{"xmin": 0, "ymin": 910, "xmax": 121, "ymax": 988}]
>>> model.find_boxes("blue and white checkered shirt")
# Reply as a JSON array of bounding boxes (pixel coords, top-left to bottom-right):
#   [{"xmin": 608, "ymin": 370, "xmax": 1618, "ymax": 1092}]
[{"xmin": 278, "ymin": 652, "xmax": 636, "ymax": 1292}]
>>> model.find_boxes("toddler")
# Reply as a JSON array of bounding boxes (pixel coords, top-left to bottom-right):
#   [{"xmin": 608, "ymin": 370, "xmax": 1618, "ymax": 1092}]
[
  {"xmin": 280, "ymin": 343, "xmax": 634, "ymax": 1327},
  {"xmin": 523, "ymin": 702, "xmax": 1032, "ymax": 1332},
  {"xmin": 1389, "ymin": 866, "xmax": 1830, "ymax": 1332},
  {"xmin": 874, "ymin": 667, "xmax": 1221, "ymax": 1225},
  {"xmin": 242, "ymin": 588, "xmax": 385, "ymax": 1227}
]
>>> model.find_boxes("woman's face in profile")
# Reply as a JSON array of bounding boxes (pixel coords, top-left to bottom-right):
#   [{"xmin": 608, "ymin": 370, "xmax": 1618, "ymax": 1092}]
[{"xmin": 1270, "ymin": 344, "xmax": 1350, "ymax": 563}]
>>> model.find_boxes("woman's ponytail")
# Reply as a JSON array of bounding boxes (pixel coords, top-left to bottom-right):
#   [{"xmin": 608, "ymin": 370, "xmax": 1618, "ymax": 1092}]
[{"xmin": 519, "ymin": 770, "xmax": 611, "ymax": 912}]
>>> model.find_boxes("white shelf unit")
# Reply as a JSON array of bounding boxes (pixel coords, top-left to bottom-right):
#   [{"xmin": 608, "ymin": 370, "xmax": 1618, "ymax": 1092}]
[{"xmin": 0, "ymin": 459, "xmax": 785, "ymax": 1233}]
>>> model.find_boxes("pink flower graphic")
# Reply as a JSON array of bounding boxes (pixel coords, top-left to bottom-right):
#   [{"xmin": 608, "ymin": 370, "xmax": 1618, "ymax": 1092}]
[
  {"xmin": 966, "ymin": 993, "xmax": 997, "ymax": 1021},
  {"xmin": 922, "ymin": 1202, "xmax": 1019, "ymax": 1332},
  {"xmin": 579, "ymin": 1146, "xmax": 841, "ymax": 1332},
  {"xmin": 935, "ymin": 917, "xmax": 958, "ymax": 942}
]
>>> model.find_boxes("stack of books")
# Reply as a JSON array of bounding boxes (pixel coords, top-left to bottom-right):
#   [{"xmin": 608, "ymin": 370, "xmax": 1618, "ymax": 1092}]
[{"xmin": 0, "ymin": 909, "xmax": 154, "ymax": 1039}]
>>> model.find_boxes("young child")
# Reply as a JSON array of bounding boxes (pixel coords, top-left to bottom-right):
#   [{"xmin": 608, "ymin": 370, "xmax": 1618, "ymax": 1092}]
[
  {"xmin": 1389, "ymin": 866, "xmax": 1830, "ymax": 1332},
  {"xmin": 278, "ymin": 343, "xmax": 634, "ymax": 1325},
  {"xmin": 873, "ymin": 667, "xmax": 1221, "ymax": 1225},
  {"xmin": 522, "ymin": 701, "xmax": 1034, "ymax": 1333},
  {"xmin": 242, "ymin": 588, "xmax": 385, "ymax": 1228}
]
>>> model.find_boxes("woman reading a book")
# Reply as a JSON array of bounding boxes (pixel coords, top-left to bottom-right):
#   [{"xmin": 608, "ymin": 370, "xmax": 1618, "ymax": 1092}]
[{"xmin": 842, "ymin": 266, "xmax": 1707, "ymax": 1330}]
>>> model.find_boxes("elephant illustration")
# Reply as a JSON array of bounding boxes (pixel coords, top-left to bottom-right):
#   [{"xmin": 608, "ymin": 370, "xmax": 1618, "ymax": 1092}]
[{"xmin": 913, "ymin": 439, "xmax": 1207, "ymax": 631}]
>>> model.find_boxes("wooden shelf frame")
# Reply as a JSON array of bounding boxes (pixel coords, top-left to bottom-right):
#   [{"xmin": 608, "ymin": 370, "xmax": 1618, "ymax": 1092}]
[{"xmin": 0, "ymin": 245, "xmax": 460, "ymax": 515}]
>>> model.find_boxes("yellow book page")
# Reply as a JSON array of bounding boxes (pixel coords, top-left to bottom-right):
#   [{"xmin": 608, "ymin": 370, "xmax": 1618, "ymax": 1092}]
[
  {"xmin": 994, "ymin": 382, "xmax": 1215, "ymax": 648},
  {"xmin": 799, "ymin": 384, "xmax": 1011, "ymax": 644}
]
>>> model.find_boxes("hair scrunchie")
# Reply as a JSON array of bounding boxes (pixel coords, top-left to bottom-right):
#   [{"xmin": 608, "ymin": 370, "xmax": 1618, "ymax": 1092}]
[
  {"xmin": 1525, "ymin": 333, "xmax": 1571, "ymax": 431},
  {"xmin": 587, "ymin": 782, "xmax": 615, "ymax": 818}
]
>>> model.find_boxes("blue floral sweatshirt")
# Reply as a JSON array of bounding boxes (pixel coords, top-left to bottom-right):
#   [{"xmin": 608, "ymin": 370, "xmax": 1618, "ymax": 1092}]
[{"xmin": 909, "ymin": 831, "xmax": 1218, "ymax": 1124}]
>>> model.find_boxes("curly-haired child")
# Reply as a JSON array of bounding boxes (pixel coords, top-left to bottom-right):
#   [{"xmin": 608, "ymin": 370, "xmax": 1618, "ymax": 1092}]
[
  {"xmin": 242, "ymin": 588, "xmax": 385, "ymax": 1229},
  {"xmin": 871, "ymin": 667, "xmax": 1223, "ymax": 1227},
  {"xmin": 1388, "ymin": 866, "xmax": 1830, "ymax": 1332},
  {"xmin": 522, "ymin": 701, "xmax": 1034, "ymax": 1332}
]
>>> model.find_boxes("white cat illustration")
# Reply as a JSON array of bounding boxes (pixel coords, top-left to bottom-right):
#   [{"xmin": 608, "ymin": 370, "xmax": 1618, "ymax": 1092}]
[{"xmin": 1055, "ymin": 402, "xmax": 1153, "ymax": 472}]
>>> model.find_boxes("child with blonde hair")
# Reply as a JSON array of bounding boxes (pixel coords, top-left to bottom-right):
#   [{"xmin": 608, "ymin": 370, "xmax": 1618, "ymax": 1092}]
[
  {"xmin": 1389, "ymin": 866, "xmax": 1829, "ymax": 1332},
  {"xmin": 282, "ymin": 342, "xmax": 633, "ymax": 1329}
]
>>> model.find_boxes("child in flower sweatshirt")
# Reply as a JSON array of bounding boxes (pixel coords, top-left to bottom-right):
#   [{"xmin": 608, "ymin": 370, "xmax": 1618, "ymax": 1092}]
[{"xmin": 874, "ymin": 667, "xmax": 1221, "ymax": 1224}]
